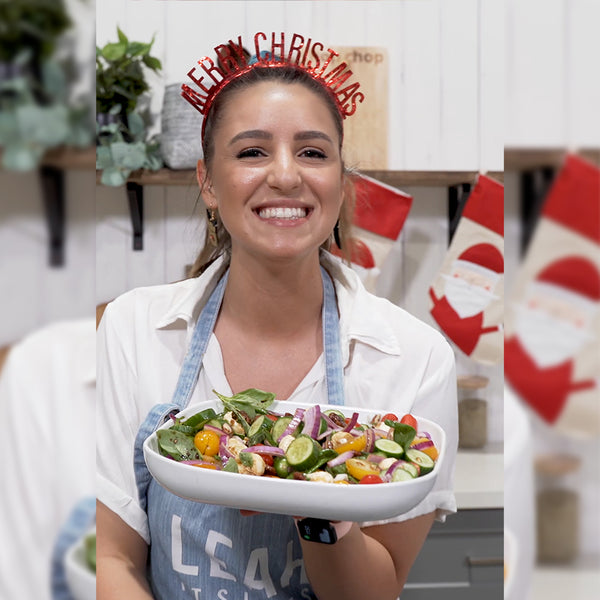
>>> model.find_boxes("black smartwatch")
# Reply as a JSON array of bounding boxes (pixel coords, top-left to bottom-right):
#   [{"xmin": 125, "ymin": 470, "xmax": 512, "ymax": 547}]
[{"xmin": 296, "ymin": 518, "xmax": 339, "ymax": 544}]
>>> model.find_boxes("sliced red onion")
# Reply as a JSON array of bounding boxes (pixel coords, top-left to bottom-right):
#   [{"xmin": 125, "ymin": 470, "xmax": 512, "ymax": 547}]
[
  {"xmin": 322, "ymin": 412, "xmax": 343, "ymax": 430},
  {"xmin": 411, "ymin": 440, "xmax": 434, "ymax": 451},
  {"xmin": 364, "ymin": 428, "xmax": 376, "ymax": 453},
  {"xmin": 302, "ymin": 404, "xmax": 321, "ymax": 439},
  {"xmin": 327, "ymin": 450, "xmax": 355, "ymax": 467},
  {"xmin": 366, "ymin": 453, "xmax": 386, "ymax": 464},
  {"xmin": 203, "ymin": 424, "xmax": 223, "ymax": 435},
  {"xmin": 317, "ymin": 427, "xmax": 337, "ymax": 441},
  {"xmin": 241, "ymin": 445, "xmax": 285, "ymax": 456},
  {"xmin": 278, "ymin": 407, "xmax": 305, "ymax": 441},
  {"xmin": 418, "ymin": 431, "xmax": 432, "ymax": 440},
  {"xmin": 219, "ymin": 435, "xmax": 234, "ymax": 459},
  {"xmin": 386, "ymin": 459, "xmax": 410, "ymax": 477},
  {"xmin": 343, "ymin": 412, "xmax": 359, "ymax": 432}
]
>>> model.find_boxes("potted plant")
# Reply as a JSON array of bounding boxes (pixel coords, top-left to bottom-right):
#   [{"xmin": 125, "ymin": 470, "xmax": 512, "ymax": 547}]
[
  {"xmin": 96, "ymin": 27, "xmax": 163, "ymax": 186},
  {"xmin": 0, "ymin": 0, "xmax": 93, "ymax": 170}
]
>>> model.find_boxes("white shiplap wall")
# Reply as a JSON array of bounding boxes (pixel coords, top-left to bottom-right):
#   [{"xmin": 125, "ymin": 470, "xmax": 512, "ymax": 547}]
[{"xmin": 96, "ymin": 0, "xmax": 503, "ymax": 171}]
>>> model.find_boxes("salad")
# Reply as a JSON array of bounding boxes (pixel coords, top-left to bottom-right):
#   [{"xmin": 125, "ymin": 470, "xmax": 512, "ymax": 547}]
[{"xmin": 157, "ymin": 389, "xmax": 439, "ymax": 485}]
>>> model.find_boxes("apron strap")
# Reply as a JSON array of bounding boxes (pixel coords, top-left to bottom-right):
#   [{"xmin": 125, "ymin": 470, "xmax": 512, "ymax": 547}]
[
  {"xmin": 321, "ymin": 266, "xmax": 345, "ymax": 406},
  {"xmin": 170, "ymin": 271, "xmax": 229, "ymax": 410},
  {"xmin": 134, "ymin": 402, "xmax": 182, "ymax": 514}
]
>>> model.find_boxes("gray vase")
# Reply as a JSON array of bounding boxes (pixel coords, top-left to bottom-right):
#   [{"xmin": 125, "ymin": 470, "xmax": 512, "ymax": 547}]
[{"xmin": 160, "ymin": 83, "xmax": 204, "ymax": 169}]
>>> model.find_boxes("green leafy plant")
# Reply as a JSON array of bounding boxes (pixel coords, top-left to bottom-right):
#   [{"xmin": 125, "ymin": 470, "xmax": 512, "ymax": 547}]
[
  {"xmin": 0, "ymin": 0, "xmax": 71, "ymax": 64},
  {"xmin": 96, "ymin": 106, "xmax": 162, "ymax": 186},
  {"xmin": 0, "ymin": 0, "xmax": 93, "ymax": 171},
  {"xmin": 96, "ymin": 26, "xmax": 161, "ymax": 116},
  {"xmin": 95, "ymin": 27, "xmax": 163, "ymax": 186}
]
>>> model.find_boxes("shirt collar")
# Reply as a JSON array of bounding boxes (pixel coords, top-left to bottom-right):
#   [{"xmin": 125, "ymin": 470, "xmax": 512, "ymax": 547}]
[
  {"xmin": 154, "ymin": 252, "xmax": 403, "ymax": 359},
  {"xmin": 321, "ymin": 253, "xmax": 404, "ymax": 362},
  {"xmin": 154, "ymin": 256, "xmax": 229, "ymax": 329}
]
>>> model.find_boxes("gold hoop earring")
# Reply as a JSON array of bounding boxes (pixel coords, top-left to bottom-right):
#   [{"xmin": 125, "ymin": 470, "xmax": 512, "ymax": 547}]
[{"xmin": 207, "ymin": 208, "xmax": 218, "ymax": 246}]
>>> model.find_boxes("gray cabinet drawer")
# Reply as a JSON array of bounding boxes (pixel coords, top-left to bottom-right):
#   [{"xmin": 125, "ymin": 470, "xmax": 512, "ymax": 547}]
[{"xmin": 401, "ymin": 509, "xmax": 503, "ymax": 599}]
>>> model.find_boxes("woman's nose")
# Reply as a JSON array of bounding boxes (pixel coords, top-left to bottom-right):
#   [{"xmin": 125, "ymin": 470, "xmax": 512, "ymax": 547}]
[{"xmin": 266, "ymin": 149, "xmax": 301, "ymax": 192}]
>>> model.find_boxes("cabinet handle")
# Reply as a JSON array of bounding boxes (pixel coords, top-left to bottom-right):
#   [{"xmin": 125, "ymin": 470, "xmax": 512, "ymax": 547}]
[{"xmin": 466, "ymin": 556, "xmax": 504, "ymax": 567}]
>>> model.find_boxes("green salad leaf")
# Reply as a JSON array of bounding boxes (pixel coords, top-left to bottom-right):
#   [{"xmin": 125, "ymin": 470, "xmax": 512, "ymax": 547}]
[
  {"xmin": 157, "ymin": 429, "xmax": 200, "ymax": 461},
  {"xmin": 384, "ymin": 421, "xmax": 416, "ymax": 451},
  {"xmin": 84, "ymin": 533, "xmax": 96, "ymax": 573},
  {"xmin": 214, "ymin": 388, "xmax": 276, "ymax": 432}
]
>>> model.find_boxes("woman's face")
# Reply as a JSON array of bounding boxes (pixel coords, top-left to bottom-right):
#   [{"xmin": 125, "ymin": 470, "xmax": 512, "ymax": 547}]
[{"xmin": 201, "ymin": 81, "xmax": 344, "ymax": 263}]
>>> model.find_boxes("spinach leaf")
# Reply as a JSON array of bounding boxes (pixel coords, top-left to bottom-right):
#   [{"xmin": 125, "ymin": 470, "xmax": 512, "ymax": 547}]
[
  {"xmin": 157, "ymin": 429, "xmax": 200, "ymax": 461},
  {"xmin": 213, "ymin": 388, "xmax": 276, "ymax": 434},
  {"xmin": 84, "ymin": 533, "xmax": 96, "ymax": 573},
  {"xmin": 384, "ymin": 420, "xmax": 416, "ymax": 451},
  {"xmin": 305, "ymin": 449, "xmax": 338, "ymax": 474}
]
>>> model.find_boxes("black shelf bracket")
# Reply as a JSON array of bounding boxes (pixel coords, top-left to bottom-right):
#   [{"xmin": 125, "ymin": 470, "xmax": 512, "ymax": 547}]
[
  {"xmin": 519, "ymin": 167, "xmax": 555, "ymax": 256},
  {"xmin": 126, "ymin": 182, "xmax": 144, "ymax": 250},
  {"xmin": 40, "ymin": 165, "xmax": 66, "ymax": 267},
  {"xmin": 448, "ymin": 182, "xmax": 472, "ymax": 245}
]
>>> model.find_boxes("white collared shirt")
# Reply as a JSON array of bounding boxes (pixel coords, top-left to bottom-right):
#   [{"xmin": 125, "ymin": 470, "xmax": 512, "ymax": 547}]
[
  {"xmin": 97, "ymin": 253, "xmax": 458, "ymax": 543},
  {"xmin": 0, "ymin": 319, "xmax": 96, "ymax": 600}
]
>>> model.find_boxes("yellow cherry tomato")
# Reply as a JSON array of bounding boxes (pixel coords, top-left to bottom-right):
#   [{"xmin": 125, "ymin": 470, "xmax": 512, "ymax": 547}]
[
  {"xmin": 346, "ymin": 458, "xmax": 381, "ymax": 481},
  {"xmin": 334, "ymin": 433, "xmax": 367, "ymax": 455},
  {"xmin": 191, "ymin": 462, "xmax": 218, "ymax": 470},
  {"xmin": 194, "ymin": 430, "xmax": 220, "ymax": 456}
]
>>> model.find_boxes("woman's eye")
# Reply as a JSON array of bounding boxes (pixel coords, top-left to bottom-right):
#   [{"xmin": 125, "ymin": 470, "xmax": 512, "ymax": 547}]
[
  {"xmin": 301, "ymin": 148, "xmax": 327, "ymax": 159},
  {"xmin": 237, "ymin": 148, "xmax": 265, "ymax": 159}
]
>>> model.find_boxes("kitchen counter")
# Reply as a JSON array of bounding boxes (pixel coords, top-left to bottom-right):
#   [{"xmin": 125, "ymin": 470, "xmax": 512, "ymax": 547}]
[
  {"xmin": 454, "ymin": 442, "xmax": 503, "ymax": 509},
  {"xmin": 532, "ymin": 556, "xmax": 600, "ymax": 600}
]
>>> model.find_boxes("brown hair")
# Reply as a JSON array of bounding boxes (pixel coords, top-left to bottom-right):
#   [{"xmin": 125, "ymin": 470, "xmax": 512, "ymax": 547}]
[{"xmin": 188, "ymin": 64, "xmax": 355, "ymax": 277}]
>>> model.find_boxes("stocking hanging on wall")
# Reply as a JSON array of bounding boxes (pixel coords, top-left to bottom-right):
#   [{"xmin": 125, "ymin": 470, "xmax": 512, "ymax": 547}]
[
  {"xmin": 332, "ymin": 174, "xmax": 412, "ymax": 293},
  {"xmin": 428, "ymin": 174, "xmax": 504, "ymax": 365},
  {"xmin": 505, "ymin": 154, "xmax": 600, "ymax": 437}
]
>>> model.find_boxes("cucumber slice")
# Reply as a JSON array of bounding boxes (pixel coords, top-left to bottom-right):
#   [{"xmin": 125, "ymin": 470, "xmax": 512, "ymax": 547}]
[
  {"xmin": 396, "ymin": 461, "xmax": 420, "ymax": 478},
  {"xmin": 248, "ymin": 415, "xmax": 270, "ymax": 437},
  {"xmin": 405, "ymin": 449, "xmax": 435, "ymax": 475},
  {"xmin": 391, "ymin": 468, "xmax": 414, "ymax": 482},
  {"xmin": 374, "ymin": 438, "xmax": 404, "ymax": 459},
  {"xmin": 272, "ymin": 416, "xmax": 292, "ymax": 441},
  {"xmin": 285, "ymin": 435, "xmax": 320, "ymax": 471}
]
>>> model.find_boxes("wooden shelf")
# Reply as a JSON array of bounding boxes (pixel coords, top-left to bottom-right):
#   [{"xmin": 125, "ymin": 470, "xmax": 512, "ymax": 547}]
[
  {"xmin": 42, "ymin": 146, "xmax": 96, "ymax": 169},
  {"xmin": 96, "ymin": 167, "xmax": 504, "ymax": 188},
  {"xmin": 457, "ymin": 375, "xmax": 490, "ymax": 390},
  {"xmin": 505, "ymin": 147, "xmax": 600, "ymax": 170}
]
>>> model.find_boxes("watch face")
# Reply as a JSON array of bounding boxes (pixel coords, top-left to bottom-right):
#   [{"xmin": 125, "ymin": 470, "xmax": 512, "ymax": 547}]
[{"xmin": 297, "ymin": 518, "xmax": 337, "ymax": 544}]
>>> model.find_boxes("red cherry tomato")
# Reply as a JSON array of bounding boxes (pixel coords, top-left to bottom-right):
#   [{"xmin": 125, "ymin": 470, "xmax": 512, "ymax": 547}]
[
  {"xmin": 359, "ymin": 474, "xmax": 384, "ymax": 485},
  {"xmin": 382, "ymin": 413, "xmax": 398, "ymax": 422},
  {"xmin": 261, "ymin": 455, "xmax": 274, "ymax": 467},
  {"xmin": 400, "ymin": 414, "xmax": 418, "ymax": 430}
]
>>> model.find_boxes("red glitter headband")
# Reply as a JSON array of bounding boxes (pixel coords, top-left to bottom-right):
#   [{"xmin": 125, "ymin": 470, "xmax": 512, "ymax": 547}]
[{"xmin": 181, "ymin": 32, "xmax": 365, "ymax": 139}]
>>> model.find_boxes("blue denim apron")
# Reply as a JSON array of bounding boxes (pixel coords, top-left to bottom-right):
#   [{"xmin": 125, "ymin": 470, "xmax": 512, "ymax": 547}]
[
  {"xmin": 134, "ymin": 266, "xmax": 345, "ymax": 599},
  {"xmin": 51, "ymin": 496, "xmax": 96, "ymax": 600}
]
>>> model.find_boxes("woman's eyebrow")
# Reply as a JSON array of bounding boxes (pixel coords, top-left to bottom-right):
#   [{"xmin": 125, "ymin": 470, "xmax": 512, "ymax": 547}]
[
  {"xmin": 229, "ymin": 130, "xmax": 272, "ymax": 145},
  {"xmin": 294, "ymin": 131, "xmax": 333, "ymax": 144}
]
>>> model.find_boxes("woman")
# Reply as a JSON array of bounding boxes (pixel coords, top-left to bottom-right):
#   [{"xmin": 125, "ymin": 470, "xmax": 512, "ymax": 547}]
[{"xmin": 97, "ymin": 34, "xmax": 458, "ymax": 600}]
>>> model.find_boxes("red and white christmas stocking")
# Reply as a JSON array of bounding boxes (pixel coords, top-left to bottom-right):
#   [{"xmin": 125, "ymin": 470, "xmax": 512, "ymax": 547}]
[
  {"xmin": 505, "ymin": 154, "xmax": 600, "ymax": 437},
  {"xmin": 332, "ymin": 174, "xmax": 412, "ymax": 293},
  {"xmin": 428, "ymin": 174, "xmax": 504, "ymax": 365}
]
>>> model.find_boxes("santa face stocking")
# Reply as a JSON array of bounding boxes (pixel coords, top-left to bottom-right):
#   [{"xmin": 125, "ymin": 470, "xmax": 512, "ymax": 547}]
[
  {"xmin": 428, "ymin": 175, "xmax": 504, "ymax": 365},
  {"xmin": 331, "ymin": 174, "xmax": 412, "ymax": 294},
  {"xmin": 505, "ymin": 154, "xmax": 600, "ymax": 437}
]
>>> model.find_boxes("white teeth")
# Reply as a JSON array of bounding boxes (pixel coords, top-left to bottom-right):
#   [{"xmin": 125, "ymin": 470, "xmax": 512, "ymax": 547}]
[{"xmin": 258, "ymin": 207, "xmax": 307, "ymax": 219}]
